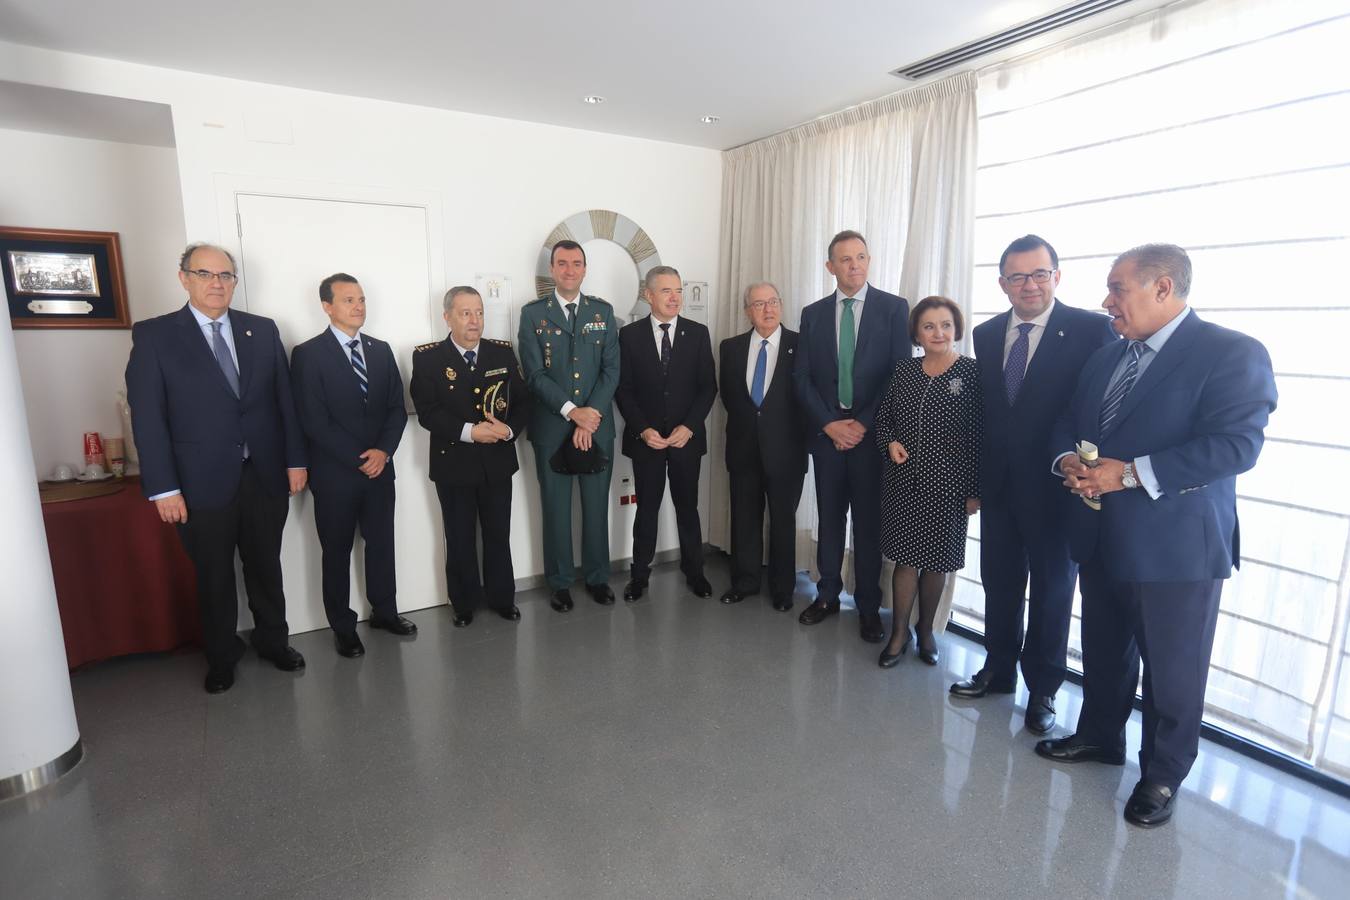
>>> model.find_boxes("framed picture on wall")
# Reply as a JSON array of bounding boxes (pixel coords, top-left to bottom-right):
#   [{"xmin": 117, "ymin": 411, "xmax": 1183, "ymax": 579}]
[{"xmin": 1, "ymin": 226, "xmax": 131, "ymax": 329}]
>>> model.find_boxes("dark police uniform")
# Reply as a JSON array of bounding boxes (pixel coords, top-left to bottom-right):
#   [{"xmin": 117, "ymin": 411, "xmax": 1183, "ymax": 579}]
[
  {"xmin": 410, "ymin": 335, "xmax": 529, "ymax": 615},
  {"xmin": 516, "ymin": 292, "xmax": 620, "ymax": 590}
]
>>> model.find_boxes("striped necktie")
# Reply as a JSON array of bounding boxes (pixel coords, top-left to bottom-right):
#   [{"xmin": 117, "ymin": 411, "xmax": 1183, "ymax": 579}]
[
  {"xmin": 1099, "ymin": 340, "xmax": 1146, "ymax": 437},
  {"xmin": 347, "ymin": 339, "xmax": 368, "ymax": 398}
]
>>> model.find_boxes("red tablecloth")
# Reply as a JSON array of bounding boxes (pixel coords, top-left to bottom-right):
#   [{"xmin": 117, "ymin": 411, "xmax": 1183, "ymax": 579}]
[{"xmin": 40, "ymin": 477, "xmax": 200, "ymax": 669}]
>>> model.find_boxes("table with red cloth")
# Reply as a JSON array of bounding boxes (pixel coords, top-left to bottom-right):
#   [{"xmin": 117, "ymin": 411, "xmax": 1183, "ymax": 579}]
[{"xmin": 40, "ymin": 476, "xmax": 200, "ymax": 669}]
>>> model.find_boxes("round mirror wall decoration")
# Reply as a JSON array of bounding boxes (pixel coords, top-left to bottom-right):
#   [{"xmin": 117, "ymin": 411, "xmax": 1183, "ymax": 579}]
[{"xmin": 535, "ymin": 209, "xmax": 661, "ymax": 322}]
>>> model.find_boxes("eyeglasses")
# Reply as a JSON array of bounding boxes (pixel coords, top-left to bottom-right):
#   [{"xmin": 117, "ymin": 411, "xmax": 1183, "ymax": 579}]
[
  {"xmin": 1003, "ymin": 269, "xmax": 1056, "ymax": 287},
  {"xmin": 748, "ymin": 298, "xmax": 782, "ymax": 310},
  {"xmin": 183, "ymin": 268, "xmax": 238, "ymax": 285}
]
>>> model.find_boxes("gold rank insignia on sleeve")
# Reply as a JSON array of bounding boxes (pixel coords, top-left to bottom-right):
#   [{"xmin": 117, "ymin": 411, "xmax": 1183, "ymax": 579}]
[{"xmin": 485, "ymin": 338, "xmax": 512, "ymax": 347}]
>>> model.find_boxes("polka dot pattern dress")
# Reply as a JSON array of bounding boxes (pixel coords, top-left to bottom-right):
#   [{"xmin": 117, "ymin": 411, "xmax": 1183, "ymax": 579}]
[{"xmin": 875, "ymin": 354, "xmax": 983, "ymax": 572}]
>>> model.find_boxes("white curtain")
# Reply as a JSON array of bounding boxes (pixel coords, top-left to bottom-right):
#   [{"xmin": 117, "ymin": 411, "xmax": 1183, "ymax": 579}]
[{"xmin": 708, "ymin": 71, "xmax": 979, "ymax": 618}]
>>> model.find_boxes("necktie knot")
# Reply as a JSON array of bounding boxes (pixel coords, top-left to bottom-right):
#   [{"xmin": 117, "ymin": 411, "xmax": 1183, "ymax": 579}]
[
  {"xmin": 211, "ymin": 321, "xmax": 223, "ymax": 334},
  {"xmin": 1018, "ymin": 322, "xmax": 1034, "ymax": 336},
  {"xmin": 659, "ymin": 323, "xmax": 670, "ymax": 333},
  {"xmin": 347, "ymin": 338, "xmax": 359, "ymax": 350},
  {"xmin": 1129, "ymin": 340, "xmax": 1146, "ymax": 359},
  {"xmin": 465, "ymin": 349, "xmax": 476, "ymax": 368}
]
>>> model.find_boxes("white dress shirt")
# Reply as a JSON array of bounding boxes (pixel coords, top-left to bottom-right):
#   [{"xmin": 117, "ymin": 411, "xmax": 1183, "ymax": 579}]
[
  {"xmin": 1002, "ymin": 300, "xmax": 1056, "ymax": 368},
  {"xmin": 329, "ymin": 324, "xmax": 364, "ymax": 362},
  {"xmin": 744, "ymin": 325, "xmax": 782, "ymax": 395},
  {"xmin": 651, "ymin": 313, "xmax": 678, "ymax": 356},
  {"xmin": 834, "ymin": 283, "xmax": 869, "ymax": 351},
  {"xmin": 454, "ymin": 337, "xmax": 513, "ymax": 443}
]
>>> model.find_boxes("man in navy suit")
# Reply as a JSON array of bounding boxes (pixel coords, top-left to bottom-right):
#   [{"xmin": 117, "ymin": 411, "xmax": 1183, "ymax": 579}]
[
  {"xmin": 793, "ymin": 231, "xmax": 910, "ymax": 643},
  {"xmin": 615, "ymin": 266, "xmax": 718, "ymax": 601},
  {"xmin": 1036, "ymin": 244, "xmax": 1276, "ymax": 828},
  {"xmin": 126, "ymin": 243, "xmax": 309, "ymax": 694},
  {"xmin": 718, "ymin": 282, "xmax": 807, "ymax": 611},
  {"xmin": 951, "ymin": 236, "xmax": 1116, "ymax": 735},
  {"xmin": 290, "ymin": 273, "xmax": 416, "ymax": 660}
]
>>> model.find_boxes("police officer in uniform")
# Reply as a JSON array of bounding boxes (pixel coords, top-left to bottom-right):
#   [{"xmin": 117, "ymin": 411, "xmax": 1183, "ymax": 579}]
[
  {"xmin": 411, "ymin": 286, "xmax": 530, "ymax": 626},
  {"xmin": 517, "ymin": 239, "xmax": 621, "ymax": 611}
]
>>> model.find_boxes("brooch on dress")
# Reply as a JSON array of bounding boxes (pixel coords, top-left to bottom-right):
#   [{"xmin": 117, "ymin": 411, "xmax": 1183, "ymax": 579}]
[{"xmin": 949, "ymin": 377, "xmax": 963, "ymax": 395}]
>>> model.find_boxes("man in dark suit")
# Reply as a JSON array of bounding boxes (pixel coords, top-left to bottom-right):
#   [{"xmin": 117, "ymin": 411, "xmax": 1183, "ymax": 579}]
[
  {"xmin": 1036, "ymin": 244, "xmax": 1276, "ymax": 828},
  {"xmin": 126, "ymin": 243, "xmax": 308, "ymax": 694},
  {"xmin": 517, "ymin": 241, "xmax": 621, "ymax": 612},
  {"xmin": 412, "ymin": 286, "xmax": 530, "ymax": 627},
  {"xmin": 290, "ymin": 273, "xmax": 416, "ymax": 659},
  {"xmin": 615, "ymin": 266, "xmax": 717, "ymax": 601},
  {"xmin": 951, "ymin": 236, "xmax": 1116, "ymax": 734},
  {"xmin": 793, "ymin": 230, "xmax": 910, "ymax": 643},
  {"xmin": 718, "ymin": 282, "xmax": 807, "ymax": 612}
]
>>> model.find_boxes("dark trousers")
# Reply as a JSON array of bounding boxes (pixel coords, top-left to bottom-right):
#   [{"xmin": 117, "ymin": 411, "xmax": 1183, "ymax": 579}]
[
  {"xmin": 176, "ymin": 460, "xmax": 290, "ymax": 670},
  {"xmin": 978, "ymin": 496, "xmax": 1077, "ymax": 695},
  {"xmin": 1076, "ymin": 558, "xmax": 1223, "ymax": 791},
  {"xmin": 532, "ymin": 443, "xmax": 613, "ymax": 589},
  {"xmin": 310, "ymin": 470, "xmax": 397, "ymax": 634},
  {"xmin": 435, "ymin": 479, "xmax": 515, "ymax": 612},
  {"xmin": 810, "ymin": 438, "xmax": 882, "ymax": 614},
  {"xmin": 631, "ymin": 451, "xmax": 704, "ymax": 582},
  {"xmin": 728, "ymin": 463, "xmax": 803, "ymax": 597}
]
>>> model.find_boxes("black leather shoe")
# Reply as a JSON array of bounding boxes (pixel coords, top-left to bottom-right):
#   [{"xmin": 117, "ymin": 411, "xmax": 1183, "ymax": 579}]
[
  {"xmin": 1025, "ymin": 695, "xmax": 1056, "ymax": 735},
  {"xmin": 204, "ymin": 667, "xmax": 234, "ymax": 694},
  {"xmin": 550, "ymin": 589, "xmax": 574, "ymax": 612},
  {"xmin": 588, "ymin": 583, "xmax": 616, "ymax": 605},
  {"xmin": 335, "ymin": 631, "xmax": 365, "ymax": 658},
  {"xmin": 878, "ymin": 631, "xmax": 911, "ymax": 668},
  {"xmin": 623, "ymin": 580, "xmax": 647, "ymax": 602},
  {"xmin": 687, "ymin": 575, "xmax": 714, "ymax": 598},
  {"xmin": 772, "ymin": 594, "xmax": 793, "ymax": 612},
  {"xmin": 720, "ymin": 590, "xmax": 747, "ymax": 605},
  {"xmin": 370, "ymin": 614, "xmax": 418, "ymax": 636},
  {"xmin": 1034, "ymin": 734, "xmax": 1125, "ymax": 766},
  {"xmin": 798, "ymin": 598, "xmax": 840, "ymax": 625},
  {"xmin": 259, "ymin": 646, "xmax": 305, "ymax": 672},
  {"xmin": 452, "ymin": 609, "xmax": 474, "ymax": 628},
  {"xmin": 1124, "ymin": 780, "xmax": 1177, "ymax": 828},
  {"xmin": 859, "ymin": 613, "xmax": 885, "ymax": 643},
  {"xmin": 496, "ymin": 605, "xmax": 521, "ymax": 621},
  {"xmin": 949, "ymin": 669, "xmax": 1017, "ymax": 698},
  {"xmin": 916, "ymin": 632, "xmax": 939, "ymax": 666}
]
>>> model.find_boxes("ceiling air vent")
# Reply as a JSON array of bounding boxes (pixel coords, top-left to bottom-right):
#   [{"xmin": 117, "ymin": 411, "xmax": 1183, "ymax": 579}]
[{"xmin": 892, "ymin": 0, "xmax": 1138, "ymax": 80}]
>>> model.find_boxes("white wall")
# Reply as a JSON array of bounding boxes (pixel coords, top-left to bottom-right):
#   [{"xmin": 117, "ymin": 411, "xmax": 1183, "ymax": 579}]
[
  {"xmin": 1, "ymin": 127, "xmax": 186, "ymax": 476},
  {"xmin": 0, "ymin": 42, "xmax": 725, "ymax": 634}
]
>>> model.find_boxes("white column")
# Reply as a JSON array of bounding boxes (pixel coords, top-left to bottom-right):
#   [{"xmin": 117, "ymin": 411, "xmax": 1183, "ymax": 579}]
[{"xmin": 0, "ymin": 280, "xmax": 81, "ymax": 798}]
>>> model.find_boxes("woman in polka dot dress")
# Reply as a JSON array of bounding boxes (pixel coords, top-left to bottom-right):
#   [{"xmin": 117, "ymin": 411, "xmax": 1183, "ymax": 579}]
[{"xmin": 874, "ymin": 296, "xmax": 983, "ymax": 669}]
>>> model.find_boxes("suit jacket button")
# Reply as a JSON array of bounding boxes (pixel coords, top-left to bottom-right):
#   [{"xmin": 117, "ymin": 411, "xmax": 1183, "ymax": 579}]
[
  {"xmin": 574, "ymin": 372, "xmax": 580, "ymax": 379},
  {"xmin": 574, "ymin": 389, "xmax": 580, "ymax": 395}
]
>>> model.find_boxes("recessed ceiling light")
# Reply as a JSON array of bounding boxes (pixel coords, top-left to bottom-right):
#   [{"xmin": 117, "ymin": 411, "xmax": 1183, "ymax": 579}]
[
  {"xmin": 582, "ymin": 95, "xmax": 606, "ymax": 105},
  {"xmin": 700, "ymin": 115, "xmax": 720, "ymax": 124}
]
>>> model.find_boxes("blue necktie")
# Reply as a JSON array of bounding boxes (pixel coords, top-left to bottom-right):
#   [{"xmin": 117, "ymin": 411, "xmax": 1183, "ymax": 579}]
[
  {"xmin": 750, "ymin": 338, "xmax": 769, "ymax": 407},
  {"xmin": 1003, "ymin": 322, "xmax": 1034, "ymax": 404},
  {"xmin": 347, "ymin": 339, "xmax": 368, "ymax": 398},
  {"xmin": 465, "ymin": 349, "xmax": 476, "ymax": 370},
  {"xmin": 1099, "ymin": 340, "xmax": 1147, "ymax": 438},
  {"xmin": 210, "ymin": 321, "xmax": 239, "ymax": 398}
]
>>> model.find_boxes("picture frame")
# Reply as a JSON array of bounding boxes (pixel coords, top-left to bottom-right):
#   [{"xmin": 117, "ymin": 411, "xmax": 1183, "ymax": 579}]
[{"xmin": 1, "ymin": 226, "xmax": 131, "ymax": 329}]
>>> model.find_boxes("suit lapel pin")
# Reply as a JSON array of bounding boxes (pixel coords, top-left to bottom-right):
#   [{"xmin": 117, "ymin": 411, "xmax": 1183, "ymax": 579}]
[
  {"xmin": 1058, "ymin": 330, "xmax": 1065, "ymax": 337},
  {"xmin": 445, "ymin": 367, "xmax": 457, "ymax": 381},
  {"xmin": 245, "ymin": 330, "xmax": 252, "ymax": 337},
  {"xmin": 788, "ymin": 348, "xmax": 794, "ymax": 355}
]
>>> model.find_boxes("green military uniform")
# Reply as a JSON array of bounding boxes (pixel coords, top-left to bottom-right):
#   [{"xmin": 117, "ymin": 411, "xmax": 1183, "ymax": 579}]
[{"xmin": 517, "ymin": 291, "xmax": 621, "ymax": 590}]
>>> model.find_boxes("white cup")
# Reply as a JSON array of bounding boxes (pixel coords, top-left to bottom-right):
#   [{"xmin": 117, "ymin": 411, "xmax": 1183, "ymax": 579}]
[
  {"xmin": 51, "ymin": 464, "xmax": 74, "ymax": 481},
  {"xmin": 82, "ymin": 463, "xmax": 106, "ymax": 479}
]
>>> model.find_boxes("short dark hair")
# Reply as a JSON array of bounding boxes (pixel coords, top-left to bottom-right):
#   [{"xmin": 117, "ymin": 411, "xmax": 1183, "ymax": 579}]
[
  {"xmin": 998, "ymin": 234, "xmax": 1058, "ymax": 275},
  {"xmin": 908, "ymin": 295, "xmax": 964, "ymax": 346},
  {"xmin": 318, "ymin": 272, "xmax": 359, "ymax": 303},
  {"xmin": 179, "ymin": 242, "xmax": 236, "ymax": 272},
  {"xmin": 827, "ymin": 230, "xmax": 867, "ymax": 261},
  {"xmin": 550, "ymin": 239, "xmax": 587, "ymax": 266},
  {"xmin": 443, "ymin": 285, "xmax": 480, "ymax": 312}
]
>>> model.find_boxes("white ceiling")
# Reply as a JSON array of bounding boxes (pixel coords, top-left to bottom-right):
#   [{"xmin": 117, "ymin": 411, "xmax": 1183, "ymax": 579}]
[{"xmin": 0, "ymin": 0, "xmax": 1168, "ymax": 149}]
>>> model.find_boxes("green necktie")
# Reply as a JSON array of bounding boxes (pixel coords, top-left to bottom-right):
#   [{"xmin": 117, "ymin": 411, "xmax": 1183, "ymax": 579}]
[{"xmin": 838, "ymin": 297, "xmax": 857, "ymax": 408}]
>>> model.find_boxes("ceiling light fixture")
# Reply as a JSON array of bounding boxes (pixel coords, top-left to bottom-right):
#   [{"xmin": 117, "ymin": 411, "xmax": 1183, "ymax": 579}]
[
  {"xmin": 582, "ymin": 95, "xmax": 606, "ymax": 105},
  {"xmin": 699, "ymin": 115, "xmax": 720, "ymax": 124}
]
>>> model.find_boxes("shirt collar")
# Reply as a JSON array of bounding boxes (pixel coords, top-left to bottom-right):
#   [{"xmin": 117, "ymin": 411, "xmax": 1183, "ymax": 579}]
[
  {"xmin": 188, "ymin": 303, "xmax": 229, "ymax": 330},
  {"xmin": 1143, "ymin": 306, "xmax": 1191, "ymax": 354},
  {"xmin": 652, "ymin": 314, "xmax": 678, "ymax": 335},
  {"xmin": 752, "ymin": 324, "xmax": 782, "ymax": 347},
  {"xmin": 451, "ymin": 337, "xmax": 480, "ymax": 360},
  {"xmin": 554, "ymin": 291, "xmax": 581, "ymax": 308},
  {"xmin": 835, "ymin": 283, "xmax": 869, "ymax": 305},
  {"xmin": 329, "ymin": 324, "xmax": 363, "ymax": 347},
  {"xmin": 1008, "ymin": 299, "xmax": 1056, "ymax": 333}
]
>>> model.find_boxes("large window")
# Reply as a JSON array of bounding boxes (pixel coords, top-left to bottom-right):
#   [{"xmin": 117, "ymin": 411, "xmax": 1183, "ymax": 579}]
[{"xmin": 954, "ymin": 0, "xmax": 1350, "ymax": 779}]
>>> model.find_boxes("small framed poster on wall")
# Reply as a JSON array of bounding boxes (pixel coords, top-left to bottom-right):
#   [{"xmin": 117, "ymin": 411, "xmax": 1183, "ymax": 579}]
[{"xmin": 1, "ymin": 226, "xmax": 131, "ymax": 329}]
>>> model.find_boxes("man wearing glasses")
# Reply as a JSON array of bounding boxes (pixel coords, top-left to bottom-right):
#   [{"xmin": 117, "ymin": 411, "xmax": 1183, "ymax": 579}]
[
  {"xmin": 717, "ymin": 282, "xmax": 807, "ymax": 611},
  {"xmin": 950, "ymin": 235, "xmax": 1115, "ymax": 734},
  {"xmin": 126, "ymin": 243, "xmax": 309, "ymax": 694}
]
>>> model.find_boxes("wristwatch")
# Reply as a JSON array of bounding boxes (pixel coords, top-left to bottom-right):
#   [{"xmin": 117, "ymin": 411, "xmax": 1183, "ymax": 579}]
[{"xmin": 1122, "ymin": 461, "xmax": 1139, "ymax": 490}]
